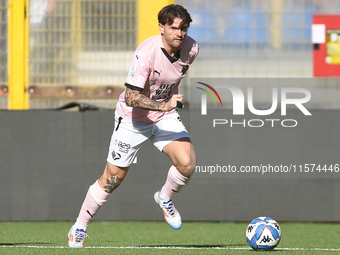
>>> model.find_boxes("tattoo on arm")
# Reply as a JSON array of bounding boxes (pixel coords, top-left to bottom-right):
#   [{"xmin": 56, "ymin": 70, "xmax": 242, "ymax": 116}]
[
  {"xmin": 125, "ymin": 88, "xmax": 166, "ymax": 111},
  {"xmin": 103, "ymin": 176, "xmax": 124, "ymax": 193}
]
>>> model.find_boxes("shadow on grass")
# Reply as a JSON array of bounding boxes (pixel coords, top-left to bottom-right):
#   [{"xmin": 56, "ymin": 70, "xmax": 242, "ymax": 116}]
[
  {"xmin": 0, "ymin": 242, "xmax": 52, "ymax": 246},
  {"xmin": 143, "ymin": 244, "xmax": 245, "ymax": 248},
  {"xmin": 142, "ymin": 244, "xmax": 284, "ymax": 252}
]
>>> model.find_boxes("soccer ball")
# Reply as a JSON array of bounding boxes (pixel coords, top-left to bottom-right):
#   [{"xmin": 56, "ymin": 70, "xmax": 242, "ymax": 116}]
[{"xmin": 246, "ymin": 216, "xmax": 281, "ymax": 251}]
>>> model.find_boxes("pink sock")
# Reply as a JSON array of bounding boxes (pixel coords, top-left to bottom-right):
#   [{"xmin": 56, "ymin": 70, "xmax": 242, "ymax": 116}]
[
  {"xmin": 76, "ymin": 180, "xmax": 110, "ymax": 227},
  {"xmin": 161, "ymin": 165, "xmax": 190, "ymax": 199}
]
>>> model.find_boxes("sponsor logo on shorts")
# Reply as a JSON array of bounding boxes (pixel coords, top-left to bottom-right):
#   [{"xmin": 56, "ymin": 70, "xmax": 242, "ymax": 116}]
[{"xmin": 114, "ymin": 140, "xmax": 131, "ymax": 153}]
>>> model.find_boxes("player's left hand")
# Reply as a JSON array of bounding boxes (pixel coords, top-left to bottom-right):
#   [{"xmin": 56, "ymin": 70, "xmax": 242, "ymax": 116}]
[{"xmin": 164, "ymin": 94, "xmax": 184, "ymax": 111}]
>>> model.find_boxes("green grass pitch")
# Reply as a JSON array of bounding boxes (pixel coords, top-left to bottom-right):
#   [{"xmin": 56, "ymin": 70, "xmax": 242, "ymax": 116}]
[{"xmin": 1, "ymin": 221, "xmax": 340, "ymax": 254}]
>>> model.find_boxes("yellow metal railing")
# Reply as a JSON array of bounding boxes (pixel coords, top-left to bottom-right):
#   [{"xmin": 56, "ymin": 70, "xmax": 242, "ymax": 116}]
[
  {"xmin": 8, "ymin": 0, "xmax": 28, "ymax": 109},
  {"xmin": 138, "ymin": 0, "xmax": 173, "ymax": 44},
  {"xmin": 0, "ymin": 0, "xmax": 7, "ymax": 86},
  {"xmin": 271, "ymin": 0, "xmax": 284, "ymax": 49}
]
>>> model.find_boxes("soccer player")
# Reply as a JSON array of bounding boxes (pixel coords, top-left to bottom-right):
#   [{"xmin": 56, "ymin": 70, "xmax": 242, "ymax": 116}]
[{"xmin": 68, "ymin": 4, "xmax": 199, "ymax": 248}]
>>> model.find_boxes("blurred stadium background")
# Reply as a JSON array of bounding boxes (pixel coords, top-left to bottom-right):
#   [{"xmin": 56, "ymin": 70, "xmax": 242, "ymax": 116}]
[
  {"xmin": 1, "ymin": 0, "xmax": 340, "ymax": 110},
  {"xmin": 1, "ymin": 0, "xmax": 340, "ymax": 223}
]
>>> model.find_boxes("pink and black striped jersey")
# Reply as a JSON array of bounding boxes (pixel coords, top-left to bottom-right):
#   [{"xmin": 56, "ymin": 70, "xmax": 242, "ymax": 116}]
[{"xmin": 116, "ymin": 34, "xmax": 199, "ymax": 122}]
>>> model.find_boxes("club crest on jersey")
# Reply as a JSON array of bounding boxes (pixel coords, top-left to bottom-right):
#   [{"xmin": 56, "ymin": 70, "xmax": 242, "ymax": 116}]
[
  {"xmin": 128, "ymin": 65, "xmax": 137, "ymax": 77},
  {"xmin": 181, "ymin": 65, "xmax": 189, "ymax": 75}
]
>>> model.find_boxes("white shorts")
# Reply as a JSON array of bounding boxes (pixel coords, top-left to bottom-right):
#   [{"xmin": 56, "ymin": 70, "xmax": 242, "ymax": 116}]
[{"xmin": 107, "ymin": 110, "xmax": 190, "ymax": 167}]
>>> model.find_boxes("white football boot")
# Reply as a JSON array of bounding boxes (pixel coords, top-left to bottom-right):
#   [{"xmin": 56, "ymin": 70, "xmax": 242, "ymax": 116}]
[
  {"xmin": 154, "ymin": 189, "xmax": 182, "ymax": 230},
  {"xmin": 68, "ymin": 226, "xmax": 88, "ymax": 248}
]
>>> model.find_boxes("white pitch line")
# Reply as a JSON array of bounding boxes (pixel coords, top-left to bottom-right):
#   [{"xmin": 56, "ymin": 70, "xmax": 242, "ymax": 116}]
[{"xmin": 1, "ymin": 245, "xmax": 340, "ymax": 251}]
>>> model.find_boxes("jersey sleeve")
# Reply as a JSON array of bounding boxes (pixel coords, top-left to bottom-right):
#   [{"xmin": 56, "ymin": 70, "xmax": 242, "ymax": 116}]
[
  {"xmin": 125, "ymin": 50, "xmax": 151, "ymax": 90},
  {"xmin": 189, "ymin": 42, "xmax": 199, "ymax": 65}
]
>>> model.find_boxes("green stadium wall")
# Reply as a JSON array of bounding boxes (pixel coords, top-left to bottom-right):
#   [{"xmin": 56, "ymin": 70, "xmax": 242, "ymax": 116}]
[{"xmin": 0, "ymin": 110, "xmax": 339, "ymax": 222}]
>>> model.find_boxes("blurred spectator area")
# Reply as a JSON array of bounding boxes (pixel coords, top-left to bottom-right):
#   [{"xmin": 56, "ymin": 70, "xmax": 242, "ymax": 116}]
[
  {"xmin": 28, "ymin": 0, "xmax": 136, "ymax": 109},
  {"xmin": 1, "ymin": 0, "xmax": 340, "ymax": 109},
  {"xmin": 180, "ymin": 0, "xmax": 340, "ymax": 109},
  {"xmin": 185, "ymin": 0, "xmax": 329, "ymax": 51},
  {"xmin": 182, "ymin": 0, "xmax": 339, "ymax": 79}
]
